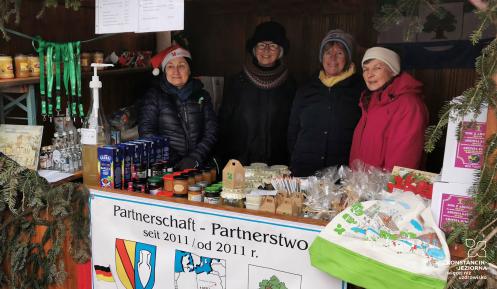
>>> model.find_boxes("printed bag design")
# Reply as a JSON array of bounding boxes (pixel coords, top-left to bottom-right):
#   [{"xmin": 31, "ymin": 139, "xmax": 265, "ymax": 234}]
[{"xmin": 309, "ymin": 192, "xmax": 449, "ymax": 289}]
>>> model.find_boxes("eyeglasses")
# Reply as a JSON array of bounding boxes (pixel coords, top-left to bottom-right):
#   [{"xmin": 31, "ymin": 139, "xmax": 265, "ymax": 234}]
[{"xmin": 256, "ymin": 42, "xmax": 279, "ymax": 51}]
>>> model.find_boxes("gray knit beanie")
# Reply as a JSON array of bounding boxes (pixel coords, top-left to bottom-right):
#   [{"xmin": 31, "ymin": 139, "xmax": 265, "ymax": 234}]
[{"xmin": 319, "ymin": 29, "xmax": 355, "ymax": 63}]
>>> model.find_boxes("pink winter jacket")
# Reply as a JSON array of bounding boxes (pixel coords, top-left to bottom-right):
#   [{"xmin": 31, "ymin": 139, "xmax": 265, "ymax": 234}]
[{"xmin": 349, "ymin": 72, "xmax": 429, "ymax": 171}]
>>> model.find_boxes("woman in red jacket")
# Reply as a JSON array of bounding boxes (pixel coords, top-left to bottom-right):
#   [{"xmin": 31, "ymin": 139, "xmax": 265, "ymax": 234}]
[{"xmin": 349, "ymin": 47, "xmax": 429, "ymax": 171}]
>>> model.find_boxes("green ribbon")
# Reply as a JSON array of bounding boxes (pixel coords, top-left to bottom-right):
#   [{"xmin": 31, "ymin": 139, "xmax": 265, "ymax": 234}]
[
  {"xmin": 35, "ymin": 38, "xmax": 47, "ymax": 119},
  {"xmin": 46, "ymin": 45, "xmax": 54, "ymax": 118},
  {"xmin": 63, "ymin": 44, "xmax": 71, "ymax": 118},
  {"xmin": 68, "ymin": 42, "xmax": 77, "ymax": 118},
  {"xmin": 55, "ymin": 43, "xmax": 62, "ymax": 114},
  {"xmin": 75, "ymin": 42, "xmax": 83, "ymax": 119}
]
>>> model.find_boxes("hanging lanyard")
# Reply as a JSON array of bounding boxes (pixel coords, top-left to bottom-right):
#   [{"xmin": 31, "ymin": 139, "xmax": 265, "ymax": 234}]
[
  {"xmin": 55, "ymin": 43, "xmax": 62, "ymax": 115},
  {"xmin": 75, "ymin": 42, "xmax": 84, "ymax": 120},
  {"xmin": 63, "ymin": 44, "xmax": 71, "ymax": 118},
  {"xmin": 68, "ymin": 42, "xmax": 78, "ymax": 120},
  {"xmin": 35, "ymin": 39, "xmax": 47, "ymax": 121},
  {"xmin": 46, "ymin": 45, "xmax": 54, "ymax": 120}
]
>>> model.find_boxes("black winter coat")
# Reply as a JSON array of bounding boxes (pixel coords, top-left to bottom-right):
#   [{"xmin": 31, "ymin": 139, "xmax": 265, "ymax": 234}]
[
  {"xmin": 288, "ymin": 73, "xmax": 364, "ymax": 177},
  {"xmin": 138, "ymin": 77, "xmax": 218, "ymax": 166},
  {"xmin": 218, "ymin": 72, "xmax": 296, "ymax": 166}
]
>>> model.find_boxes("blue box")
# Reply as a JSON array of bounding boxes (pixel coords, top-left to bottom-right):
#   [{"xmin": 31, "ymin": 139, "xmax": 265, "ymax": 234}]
[{"xmin": 98, "ymin": 146, "xmax": 123, "ymax": 189}]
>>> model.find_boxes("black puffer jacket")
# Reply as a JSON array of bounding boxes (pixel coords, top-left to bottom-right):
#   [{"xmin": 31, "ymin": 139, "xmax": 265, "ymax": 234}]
[
  {"xmin": 218, "ymin": 72, "xmax": 296, "ymax": 166},
  {"xmin": 138, "ymin": 77, "xmax": 218, "ymax": 166},
  {"xmin": 288, "ymin": 73, "xmax": 364, "ymax": 177}
]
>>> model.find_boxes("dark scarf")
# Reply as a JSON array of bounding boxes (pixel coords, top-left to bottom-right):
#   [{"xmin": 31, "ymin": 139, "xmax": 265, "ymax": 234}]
[
  {"xmin": 243, "ymin": 58, "xmax": 289, "ymax": 90},
  {"xmin": 162, "ymin": 77, "xmax": 194, "ymax": 103}
]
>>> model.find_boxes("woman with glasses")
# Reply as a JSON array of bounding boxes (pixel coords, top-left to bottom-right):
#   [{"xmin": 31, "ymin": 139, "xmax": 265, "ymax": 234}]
[
  {"xmin": 287, "ymin": 30, "xmax": 364, "ymax": 177},
  {"xmin": 218, "ymin": 21, "xmax": 296, "ymax": 166},
  {"xmin": 138, "ymin": 45, "xmax": 218, "ymax": 170}
]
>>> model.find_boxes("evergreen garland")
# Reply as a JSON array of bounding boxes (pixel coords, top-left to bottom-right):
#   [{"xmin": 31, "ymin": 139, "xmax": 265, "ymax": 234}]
[
  {"xmin": 375, "ymin": 1, "xmax": 497, "ymax": 288},
  {"xmin": 0, "ymin": 152, "xmax": 90, "ymax": 289}
]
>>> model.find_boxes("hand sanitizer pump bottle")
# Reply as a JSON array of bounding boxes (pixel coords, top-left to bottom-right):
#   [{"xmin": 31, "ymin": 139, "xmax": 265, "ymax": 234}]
[{"xmin": 81, "ymin": 63, "xmax": 113, "ymax": 186}]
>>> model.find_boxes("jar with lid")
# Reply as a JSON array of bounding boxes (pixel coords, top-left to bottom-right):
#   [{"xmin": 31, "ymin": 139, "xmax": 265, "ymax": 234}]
[
  {"xmin": 184, "ymin": 172, "xmax": 194, "ymax": 186},
  {"xmin": 188, "ymin": 185, "xmax": 202, "ymax": 202},
  {"xmin": 209, "ymin": 166, "xmax": 217, "ymax": 182},
  {"xmin": 14, "ymin": 54, "xmax": 29, "ymax": 78},
  {"xmin": 201, "ymin": 169, "xmax": 211, "ymax": 184},
  {"xmin": 148, "ymin": 176, "xmax": 163, "ymax": 196},
  {"xmin": 196, "ymin": 181, "xmax": 209, "ymax": 195},
  {"xmin": 163, "ymin": 174, "xmax": 174, "ymax": 192},
  {"xmin": 27, "ymin": 55, "xmax": 40, "ymax": 77},
  {"xmin": 173, "ymin": 175, "xmax": 188, "ymax": 198},
  {"xmin": 203, "ymin": 187, "xmax": 221, "ymax": 205},
  {"xmin": 221, "ymin": 188, "xmax": 245, "ymax": 208},
  {"xmin": 193, "ymin": 170, "xmax": 203, "ymax": 183},
  {"xmin": 93, "ymin": 51, "xmax": 104, "ymax": 69},
  {"xmin": 133, "ymin": 180, "xmax": 146, "ymax": 193},
  {"xmin": 0, "ymin": 56, "xmax": 14, "ymax": 79},
  {"xmin": 80, "ymin": 52, "xmax": 91, "ymax": 71}
]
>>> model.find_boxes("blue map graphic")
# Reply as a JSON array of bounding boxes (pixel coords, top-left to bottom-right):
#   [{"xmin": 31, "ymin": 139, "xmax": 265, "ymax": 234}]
[{"xmin": 174, "ymin": 250, "xmax": 226, "ymax": 289}]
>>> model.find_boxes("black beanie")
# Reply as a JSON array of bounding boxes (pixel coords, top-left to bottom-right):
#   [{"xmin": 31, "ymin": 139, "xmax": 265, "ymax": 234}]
[{"xmin": 246, "ymin": 21, "xmax": 290, "ymax": 54}]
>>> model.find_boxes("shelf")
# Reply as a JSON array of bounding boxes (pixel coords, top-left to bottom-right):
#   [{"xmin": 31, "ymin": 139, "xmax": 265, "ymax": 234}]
[
  {"xmin": 0, "ymin": 67, "xmax": 151, "ymax": 89},
  {"xmin": 0, "ymin": 77, "xmax": 40, "ymax": 89}
]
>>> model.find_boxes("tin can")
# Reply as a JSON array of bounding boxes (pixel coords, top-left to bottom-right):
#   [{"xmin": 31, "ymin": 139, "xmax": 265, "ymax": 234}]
[
  {"xmin": 14, "ymin": 54, "xmax": 30, "ymax": 78},
  {"xmin": 27, "ymin": 55, "xmax": 40, "ymax": 77},
  {"xmin": 0, "ymin": 56, "xmax": 14, "ymax": 79}
]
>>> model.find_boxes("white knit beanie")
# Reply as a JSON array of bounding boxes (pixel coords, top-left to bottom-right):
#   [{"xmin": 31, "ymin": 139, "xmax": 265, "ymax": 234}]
[{"xmin": 362, "ymin": 47, "xmax": 401, "ymax": 76}]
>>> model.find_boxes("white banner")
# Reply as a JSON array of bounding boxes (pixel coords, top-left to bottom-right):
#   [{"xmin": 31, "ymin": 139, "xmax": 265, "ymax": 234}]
[{"xmin": 90, "ymin": 189, "xmax": 345, "ymax": 289}]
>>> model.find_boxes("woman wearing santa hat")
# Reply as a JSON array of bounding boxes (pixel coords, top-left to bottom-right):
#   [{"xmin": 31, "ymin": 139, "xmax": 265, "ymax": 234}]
[
  {"xmin": 138, "ymin": 45, "xmax": 218, "ymax": 170},
  {"xmin": 349, "ymin": 47, "xmax": 429, "ymax": 171}
]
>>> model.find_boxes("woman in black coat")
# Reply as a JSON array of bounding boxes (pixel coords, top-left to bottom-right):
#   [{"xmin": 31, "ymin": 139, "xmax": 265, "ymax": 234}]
[
  {"xmin": 138, "ymin": 45, "xmax": 218, "ymax": 170},
  {"xmin": 218, "ymin": 21, "xmax": 296, "ymax": 166},
  {"xmin": 288, "ymin": 29, "xmax": 364, "ymax": 177}
]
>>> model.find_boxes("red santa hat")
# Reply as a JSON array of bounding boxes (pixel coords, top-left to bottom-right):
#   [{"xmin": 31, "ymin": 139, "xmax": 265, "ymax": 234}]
[{"xmin": 150, "ymin": 45, "xmax": 192, "ymax": 76}]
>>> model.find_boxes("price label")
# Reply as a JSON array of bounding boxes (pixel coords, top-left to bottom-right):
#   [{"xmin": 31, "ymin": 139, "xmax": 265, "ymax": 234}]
[{"xmin": 80, "ymin": 128, "xmax": 97, "ymax": 145}]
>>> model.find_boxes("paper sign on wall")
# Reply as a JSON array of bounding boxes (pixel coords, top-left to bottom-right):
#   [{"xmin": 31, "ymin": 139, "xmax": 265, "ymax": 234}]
[
  {"xmin": 95, "ymin": 0, "xmax": 184, "ymax": 34},
  {"xmin": 90, "ymin": 189, "xmax": 345, "ymax": 289}
]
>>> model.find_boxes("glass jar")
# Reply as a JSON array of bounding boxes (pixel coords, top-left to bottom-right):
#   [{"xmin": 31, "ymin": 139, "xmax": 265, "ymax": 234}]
[
  {"xmin": 186, "ymin": 172, "xmax": 196, "ymax": 186},
  {"xmin": 201, "ymin": 169, "xmax": 211, "ymax": 184},
  {"xmin": 163, "ymin": 174, "xmax": 174, "ymax": 192},
  {"xmin": 14, "ymin": 54, "xmax": 29, "ymax": 78},
  {"xmin": 173, "ymin": 175, "xmax": 188, "ymax": 198},
  {"xmin": 0, "ymin": 55, "xmax": 14, "ymax": 79},
  {"xmin": 147, "ymin": 176, "xmax": 163, "ymax": 196},
  {"xmin": 194, "ymin": 171, "xmax": 203, "ymax": 183},
  {"xmin": 27, "ymin": 55, "xmax": 40, "ymax": 77},
  {"xmin": 188, "ymin": 185, "xmax": 202, "ymax": 202},
  {"xmin": 133, "ymin": 180, "xmax": 146, "ymax": 193},
  {"xmin": 203, "ymin": 187, "xmax": 221, "ymax": 205},
  {"xmin": 221, "ymin": 188, "xmax": 245, "ymax": 208},
  {"xmin": 209, "ymin": 166, "xmax": 217, "ymax": 182}
]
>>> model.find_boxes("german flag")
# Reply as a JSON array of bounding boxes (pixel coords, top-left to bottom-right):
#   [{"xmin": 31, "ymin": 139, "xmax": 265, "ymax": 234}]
[{"xmin": 94, "ymin": 265, "xmax": 115, "ymax": 282}]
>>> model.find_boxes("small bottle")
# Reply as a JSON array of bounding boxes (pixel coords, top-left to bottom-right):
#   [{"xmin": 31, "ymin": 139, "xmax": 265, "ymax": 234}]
[
  {"xmin": 39, "ymin": 147, "xmax": 47, "ymax": 169},
  {"xmin": 46, "ymin": 145, "xmax": 53, "ymax": 169}
]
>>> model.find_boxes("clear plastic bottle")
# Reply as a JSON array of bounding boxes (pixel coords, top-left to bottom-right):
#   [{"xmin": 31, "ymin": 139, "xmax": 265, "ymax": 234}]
[{"xmin": 81, "ymin": 63, "xmax": 113, "ymax": 186}]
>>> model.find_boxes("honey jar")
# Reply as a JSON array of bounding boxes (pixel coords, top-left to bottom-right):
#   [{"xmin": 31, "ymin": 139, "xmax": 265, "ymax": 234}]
[
  {"xmin": 0, "ymin": 56, "xmax": 14, "ymax": 79},
  {"xmin": 27, "ymin": 55, "xmax": 40, "ymax": 77},
  {"xmin": 14, "ymin": 54, "xmax": 30, "ymax": 78}
]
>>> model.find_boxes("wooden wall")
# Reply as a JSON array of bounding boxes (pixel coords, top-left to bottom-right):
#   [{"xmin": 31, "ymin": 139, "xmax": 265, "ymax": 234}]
[
  {"xmin": 184, "ymin": 0, "xmax": 478, "ymax": 173},
  {"xmin": 0, "ymin": 0, "xmax": 156, "ymax": 145}
]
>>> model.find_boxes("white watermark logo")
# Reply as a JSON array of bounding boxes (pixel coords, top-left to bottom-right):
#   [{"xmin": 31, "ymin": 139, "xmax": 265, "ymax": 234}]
[{"xmin": 466, "ymin": 239, "xmax": 487, "ymax": 258}]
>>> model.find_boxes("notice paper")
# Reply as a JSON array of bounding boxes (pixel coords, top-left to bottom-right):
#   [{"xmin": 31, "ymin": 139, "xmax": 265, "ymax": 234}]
[{"xmin": 95, "ymin": 0, "xmax": 184, "ymax": 34}]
